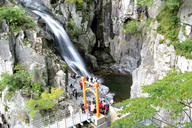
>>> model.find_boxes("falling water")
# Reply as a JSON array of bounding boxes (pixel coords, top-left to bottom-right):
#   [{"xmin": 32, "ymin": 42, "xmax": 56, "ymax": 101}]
[{"xmin": 32, "ymin": 10, "xmax": 90, "ymax": 77}]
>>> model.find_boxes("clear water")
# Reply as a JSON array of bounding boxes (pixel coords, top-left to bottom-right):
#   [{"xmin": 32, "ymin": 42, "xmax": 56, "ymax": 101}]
[{"xmin": 101, "ymin": 74, "xmax": 132, "ymax": 103}]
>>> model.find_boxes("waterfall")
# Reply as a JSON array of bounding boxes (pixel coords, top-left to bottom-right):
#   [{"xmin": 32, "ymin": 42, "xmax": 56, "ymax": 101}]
[{"xmin": 32, "ymin": 10, "xmax": 90, "ymax": 77}]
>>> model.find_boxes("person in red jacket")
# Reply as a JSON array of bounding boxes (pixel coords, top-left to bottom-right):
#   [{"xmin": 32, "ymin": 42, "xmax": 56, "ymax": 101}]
[
  {"xmin": 99, "ymin": 101, "xmax": 103, "ymax": 109},
  {"xmin": 80, "ymin": 82, "xmax": 83, "ymax": 90}
]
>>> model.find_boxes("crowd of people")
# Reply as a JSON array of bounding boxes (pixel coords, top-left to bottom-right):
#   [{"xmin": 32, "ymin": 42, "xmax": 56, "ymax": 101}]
[
  {"xmin": 80, "ymin": 98, "xmax": 109, "ymax": 116},
  {"xmin": 86, "ymin": 76, "xmax": 99, "ymax": 84},
  {"xmin": 69, "ymin": 73, "xmax": 110, "ymax": 118}
]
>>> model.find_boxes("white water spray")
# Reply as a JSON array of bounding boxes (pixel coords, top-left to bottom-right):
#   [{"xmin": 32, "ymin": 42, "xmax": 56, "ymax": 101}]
[{"xmin": 33, "ymin": 10, "xmax": 90, "ymax": 77}]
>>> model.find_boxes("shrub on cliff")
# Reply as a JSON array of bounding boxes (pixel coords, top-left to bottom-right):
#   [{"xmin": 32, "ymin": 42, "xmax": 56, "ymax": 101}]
[
  {"xmin": 174, "ymin": 39, "xmax": 192, "ymax": 59},
  {"xmin": 0, "ymin": 6, "xmax": 36, "ymax": 32},
  {"xmin": 0, "ymin": 64, "xmax": 43, "ymax": 99},
  {"xmin": 137, "ymin": 0, "xmax": 182, "ymax": 7},
  {"xmin": 25, "ymin": 88, "xmax": 64, "ymax": 118},
  {"xmin": 124, "ymin": 20, "xmax": 142, "ymax": 36},
  {"xmin": 156, "ymin": 5, "xmax": 180, "ymax": 41}
]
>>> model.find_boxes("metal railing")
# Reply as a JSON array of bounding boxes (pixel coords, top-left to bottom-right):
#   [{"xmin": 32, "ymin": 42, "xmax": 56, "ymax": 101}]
[{"xmin": 30, "ymin": 109, "xmax": 93, "ymax": 128}]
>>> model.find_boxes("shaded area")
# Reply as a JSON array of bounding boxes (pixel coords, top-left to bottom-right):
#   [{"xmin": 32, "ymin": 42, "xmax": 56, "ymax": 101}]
[{"xmin": 97, "ymin": 72, "xmax": 132, "ymax": 103}]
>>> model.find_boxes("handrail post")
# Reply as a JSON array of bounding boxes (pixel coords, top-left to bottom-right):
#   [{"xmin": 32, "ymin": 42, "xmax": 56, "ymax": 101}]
[
  {"xmin": 79, "ymin": 111, "xmax": 81, "ymax": 122},
  {"xmin": 81, "ymin": 77, "xmax": 88, "ymax": 110},
  {"xmin": 95, "ymin": 83, "xmax": 102, "ymax": 118},
  {"xmin": 56, "ymin": 114, "xmax": 58, "ymax": 128},
  {"xmin": 72, "ymin": 116, "xmax": 74, "ymax": 126},
  {"xmin": 64, "ymin": 115, "xmax": 66, "ymax": 128},
  {"xmin": 48, "ymin": 115, "xmax": 50, "ymax": 128}
]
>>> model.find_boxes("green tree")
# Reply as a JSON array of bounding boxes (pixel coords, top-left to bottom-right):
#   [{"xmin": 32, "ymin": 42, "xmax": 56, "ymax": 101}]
[
  {"xmin": 0, "ymin": 64, "xmax": 43, "ymax": 99},
  {"xmin": 25, "ymin": 88, "xmax": 64, "ymax": 118},
  {"xmin": 111, "ymin": 70, "xmax": 192, "ymax": 128}
]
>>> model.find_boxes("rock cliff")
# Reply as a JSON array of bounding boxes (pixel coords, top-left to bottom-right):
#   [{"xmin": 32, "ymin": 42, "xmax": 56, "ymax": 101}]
[
  {"xmin": 39, "ymin": 0, "xmax": 144, "ymax": 73},
  {"xmin": 130, "ymin": 0, "xmax": 192, "ymax": 126},
  {"xmin": 0, "ymin": 3, "xmax": 69, "ymax": 127}
]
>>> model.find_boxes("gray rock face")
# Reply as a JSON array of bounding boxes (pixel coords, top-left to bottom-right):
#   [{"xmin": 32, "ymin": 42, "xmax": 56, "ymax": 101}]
[
  {"xmin": 130, "ymin": 0, "xmax": 192, "ymax": 126},
  {"xmin": 131, "ymin": 19, "xmax": 179, "ymax": 97},
  {"xmin": 56, "ymin": 1, "xmax": 97, "ymax": 68},
  {"xmin": 54, "ymin": 70, "xmax": 66, "ymax": 90},
  {"xmin": 24, "ymin": 30, "xmax": 37, "ymax": 48},
  {"xmin": 0, "ymin": 20, "xmax": 9, "ymax": 32},
  {"xmin": 85, "ymin": 53, "xmax": 98, "ymax": 69},
  {"xmin": 78, "ymin": 28, "xmax": 96, "ymax": 53},
  {"xmin": 110, "ymin": 34, "xmax": 142, "ymax": 73},
  {"xmin": 15, "ymin": 30, "xmax": 48, "ymax": 86},
  {"xmin": 0, "ymin": 32, "xmax": 15, "ymax": 79},
  {"xmin": 90, "ymin": 0, "xmax": 142, "ymax": 73},
  {"xmin": 148, "ymin": 0, "xmax": 164, "ymax": 19},
  {"xmin": 178, "ymin": 0, "xmax": 192, "ymax": 25}
]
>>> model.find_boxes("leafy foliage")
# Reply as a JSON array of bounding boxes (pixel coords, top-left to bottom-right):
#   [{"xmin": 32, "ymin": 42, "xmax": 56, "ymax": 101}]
[
  {"xmin": 111, "ymin": 70, "xmax": 192, "ymax": 127},
  {"xmin": 16, "ymin": 110, "xmax": 30, "ymax": 124},
  {"xmin": 173, "ymin": 39, "xmax": 192, "ymax": 59},
  {"xmin": 124, "ymin": 20, "xmax": 141, "ymax": 35},
  {"xmin": 65, "ymin": 0, "xmax": 93, "ymax": 23},
  {"xmin": 144, "ymin": 18, "xmax": 153, "ymax": 33},
  {"xmin": 65, "ymin": 0, "xmax": 84, "ymax": 4},
  {"xmin": 0, "ymin": 64, "xmax": 43, "ymax": 99},
  {"xmin": 161, "ymin": 0, "xmax": 182, "ymax": 8},
  {"xmin": 55, "ymin": 10, "xmax": 63, "ymax": 15},
  {"xmin": 51, "ymin": 2, "xmax": 59, "ymax": 9},
  {"xmin": 137, "ymin": 0, "xmax": 181, "ymax": 7},
  {"xmin": 0, "ymin": 6, "xmax": 36, "ymax": 32},
  {"xmin": 159, "ymin": 39, "xmax": 164, "ymax": 44},
  {"xmin": 25, "ymin": 88, "xmax": 64, "ymax": 118},
  {"xmin": 156, "ymin": 5, "xmax": 192, "ymax": 59},
  {"xmin": 68, "ymin": 21, "xmax": 82, "ymax": 38},
  {"xmin": 137, "ymin": 0, "xmax": 154, "ymax": 7},
  {"xmin": 156, "ymin": 5, "xmax": 180, "ymax": 41}
]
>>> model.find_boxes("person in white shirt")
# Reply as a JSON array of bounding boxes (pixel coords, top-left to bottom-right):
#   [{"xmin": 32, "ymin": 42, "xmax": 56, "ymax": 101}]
[{"xmin": 68, "ymin": 105, "xmax": 74, "ymax": 117}]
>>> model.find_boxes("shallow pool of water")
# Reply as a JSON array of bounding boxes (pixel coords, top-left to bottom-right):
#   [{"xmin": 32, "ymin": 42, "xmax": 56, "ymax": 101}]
[{"xmin": 98, "ymin": 73, "xmax": 132, "ymax": 103}]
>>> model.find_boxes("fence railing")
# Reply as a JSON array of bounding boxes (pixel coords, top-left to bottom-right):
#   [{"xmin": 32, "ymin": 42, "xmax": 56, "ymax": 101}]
[{"xmin": 30, "ymin": 109, "xmax": 93, "ymax": 128}]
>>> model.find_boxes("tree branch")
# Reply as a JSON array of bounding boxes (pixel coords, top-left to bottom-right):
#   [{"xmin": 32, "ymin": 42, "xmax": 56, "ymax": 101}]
[
  {"xmin": 179, "ymin": 101, "xmax": 192, "ymax": 109},
  {"xmin": 152, "ymin": 115, "xmax": 174, "ymax": 127},
  {"xmin": 181, "ymin": 107, "xmax": 192, "ymax": 122},
  {"xmin": 154, "ymin": 112, "xmax": 172, "ymax": 126}
]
